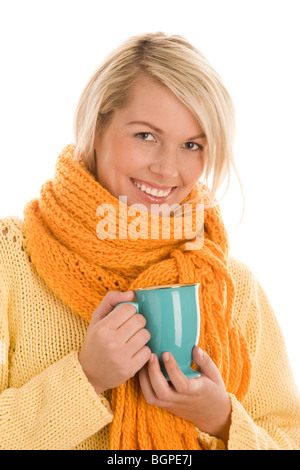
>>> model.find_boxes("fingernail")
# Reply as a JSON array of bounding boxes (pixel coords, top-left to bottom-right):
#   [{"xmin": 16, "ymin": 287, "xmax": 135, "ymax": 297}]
[
  {"xmin": 164, "ymin": 352, "xmax": 170, "ymax": 362},
  {"xmin": 149, "ymin": 353, "xmax": 154, "ymax": 363}
]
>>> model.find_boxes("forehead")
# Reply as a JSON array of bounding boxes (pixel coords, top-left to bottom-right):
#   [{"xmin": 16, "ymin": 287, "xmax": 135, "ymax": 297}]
[
  {"xmin": 115, "ymin": 76, "xmax": 203, "ymax": 135},
  {"xmin": 124, "ymin": 76, "xmax": 184, "ymax": 112}
]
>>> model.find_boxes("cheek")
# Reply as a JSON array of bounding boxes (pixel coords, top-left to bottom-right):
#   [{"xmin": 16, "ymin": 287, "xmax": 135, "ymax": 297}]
[
  {"xmin": 118, "ymin": 144, "xmax": 147, "ymax": 174},
  {"xmin": 183, "ymin": 158, "xmax": 206, "ymax": 185},
  {"xmin": 100, "ymin": 138, "xmax": 139, "ymax": 174}
]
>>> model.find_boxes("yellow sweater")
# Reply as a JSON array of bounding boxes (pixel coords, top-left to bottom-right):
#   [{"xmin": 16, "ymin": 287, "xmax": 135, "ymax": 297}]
[{"xmin": 1, "ymin": 215, "xmax": 300, "ymax": 450}]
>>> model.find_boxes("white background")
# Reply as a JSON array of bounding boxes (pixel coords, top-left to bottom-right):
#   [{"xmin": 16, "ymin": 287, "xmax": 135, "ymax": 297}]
[{"xmin": 0, "ymin": 0, "xmax": 299, "ymax": 390}]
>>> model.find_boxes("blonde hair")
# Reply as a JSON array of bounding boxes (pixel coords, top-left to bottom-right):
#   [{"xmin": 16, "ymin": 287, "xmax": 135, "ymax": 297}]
[{"xmin": 73, "ymin": 31, "xmax": 243, "ymax": 206}]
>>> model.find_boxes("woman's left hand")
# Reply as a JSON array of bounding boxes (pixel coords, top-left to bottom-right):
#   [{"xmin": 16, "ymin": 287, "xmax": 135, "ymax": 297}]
[{"xmin": 138, "ymin": 346, "xmax": 231, "ymax": 445}]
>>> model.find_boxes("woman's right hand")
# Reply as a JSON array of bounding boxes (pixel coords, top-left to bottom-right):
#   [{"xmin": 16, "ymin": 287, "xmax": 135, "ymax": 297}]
[{"xmin": 78, "ymin": 291, "xmax": 151, "ymax": 395}]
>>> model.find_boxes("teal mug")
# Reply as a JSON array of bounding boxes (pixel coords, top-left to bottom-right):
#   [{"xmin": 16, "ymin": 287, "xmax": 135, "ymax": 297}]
[{"xmin": 118, "ymin": 283, "xmax": 201, "ymax": 381}]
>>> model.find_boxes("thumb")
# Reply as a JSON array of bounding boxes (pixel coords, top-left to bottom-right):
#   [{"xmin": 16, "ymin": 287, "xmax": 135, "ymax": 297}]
[
  {"xmin": 193, "ymin": 346, "xmax": 224, "ymax": 385},
  {"xmin": 89, "ymin": 290, "xmax": 134, "ymax": 326}
]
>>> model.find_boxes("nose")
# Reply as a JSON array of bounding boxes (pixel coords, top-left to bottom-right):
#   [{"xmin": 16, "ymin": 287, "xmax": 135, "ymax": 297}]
[{"xmin": 148, "ymin": 148, "xmax": 179, "ymax": 180}]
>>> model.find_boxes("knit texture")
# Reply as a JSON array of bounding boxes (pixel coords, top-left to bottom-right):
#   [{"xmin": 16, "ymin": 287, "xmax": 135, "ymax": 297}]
[
  {"xmin": 1, "ymin": 216, "xmax": 300, "ymax": 449},
  {"xmin": 21, "ymin": 144, "xmax": 251, "ymax": 450}
]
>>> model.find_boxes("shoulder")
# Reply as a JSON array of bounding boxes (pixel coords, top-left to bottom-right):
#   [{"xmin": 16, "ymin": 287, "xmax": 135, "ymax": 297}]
[
  {"xmin": 0, "ymin": 215, "xmax": 25, "ymax": 238},
  {"xmin": 0, "ymin": 216, "xmax": 29, "ymax": 280},
  {"xmin": 228, "ymin": 255, "xmax": 257, "ymax": 300},
  {"xmin": 227, "ymin": 255, "xmax": 261, "ymax": 332},
  {"xmin": 228, "ymin": 255, "xmax": 271, "ymax": 310},
  {"xmin": 0, "ymin": 215, "xmax": 26, "ymax": 252},
  {"xmin": 1, "ymin": 214, "xmax": 24, "ymax": 233}
]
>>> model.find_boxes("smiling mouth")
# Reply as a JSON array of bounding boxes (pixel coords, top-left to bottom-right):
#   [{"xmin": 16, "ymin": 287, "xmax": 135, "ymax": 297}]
[{"xmin": 130, "ymin": 178, "xmax": 176, "ymax": 198}]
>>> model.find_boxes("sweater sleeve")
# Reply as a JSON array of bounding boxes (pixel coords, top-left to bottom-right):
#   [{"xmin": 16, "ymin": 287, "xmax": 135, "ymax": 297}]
[
  {"xmin": 227, "ymin": 273, "xmax": 300, "ymax": 450},
  {"xmin": 0, "ymin": 353, "xmax": 113, "ymax": 450},
  {"xmin": 0, "ymin": 253, "xmax": 113, "ymax": 450}
]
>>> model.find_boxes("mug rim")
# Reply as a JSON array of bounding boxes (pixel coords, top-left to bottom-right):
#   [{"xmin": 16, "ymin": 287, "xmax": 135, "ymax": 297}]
[{"xmin": 134, "ymin": 283, "xmax": 200, "ymax": 291}]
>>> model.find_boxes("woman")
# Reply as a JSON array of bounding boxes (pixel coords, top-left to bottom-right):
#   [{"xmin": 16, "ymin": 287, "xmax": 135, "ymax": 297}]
[{"xmin": 0, "ymin": 32, "xmax": 299, "ymax": 450}]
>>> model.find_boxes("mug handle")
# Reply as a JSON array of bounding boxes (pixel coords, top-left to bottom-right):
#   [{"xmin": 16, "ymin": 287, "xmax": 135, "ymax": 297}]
[{"xmin": 116, "ymin": 301, "xmax": 139, "ymax": 313}]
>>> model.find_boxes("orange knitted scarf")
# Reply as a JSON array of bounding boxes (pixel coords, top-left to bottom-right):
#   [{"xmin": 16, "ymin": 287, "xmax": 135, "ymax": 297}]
[{"xmin": 23, "ymin": 144, "xmax": 251, "ymax": 450}]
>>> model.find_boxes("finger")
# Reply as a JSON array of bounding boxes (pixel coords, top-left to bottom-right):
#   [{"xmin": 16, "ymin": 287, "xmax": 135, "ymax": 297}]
[
  {"xmin": 90, "ymin": 290, "xmax": 134, "ymax": 326},
  {"xmin": 125, "ymin": 327, "xmax": 151, "ymax": 357},
  {"xmin": 147, "ymin": 353, "xmax": 175, "ymax": 402},
  {"xmin": 193, "ymin": 347, "xmax": 223, "ymax": 384},
  {"xmin": 118, "ymin": 313, "xmax": 147, "ymax": 342},
  {"xmin": 108, "ymin": 302, "xmax": 139, "ymax": 329},
  {"xmin": 131, "ymin": 345, "xmax": 152, "ymax": 374},
  {"xmin": 139, "ymin": 362, "xmax": 157, "ymax": 405},
  {"xmin": 162, "ymin": 352, "xmax": 191, "ymax": 394}
]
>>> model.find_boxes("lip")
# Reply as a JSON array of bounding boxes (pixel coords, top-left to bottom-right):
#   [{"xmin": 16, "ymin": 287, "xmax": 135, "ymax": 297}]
[
  {"xmin": 130, "ymin": 177, "xmax": 177, "ymax": 204},
  {"xmin": 130, "ymin": 177, "xmax": 176, "ymax": 191}
]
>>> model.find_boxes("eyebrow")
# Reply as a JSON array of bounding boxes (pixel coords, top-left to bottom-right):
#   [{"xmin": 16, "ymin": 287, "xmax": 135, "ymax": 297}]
[{"xmin": 126, "ymin": 120, "xmax": 206, "ymax": 140}]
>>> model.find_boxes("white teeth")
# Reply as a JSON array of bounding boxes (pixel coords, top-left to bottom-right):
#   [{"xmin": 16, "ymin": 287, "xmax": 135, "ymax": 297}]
[{"xmin": 133, "ymin": 180, "xmax": 172, "ymax": 198}]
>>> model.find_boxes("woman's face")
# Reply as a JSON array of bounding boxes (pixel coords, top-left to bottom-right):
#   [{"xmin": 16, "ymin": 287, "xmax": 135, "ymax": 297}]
[{"xmin": 94, "ymin": 76, "xmax": 207, "ymax": 213}]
